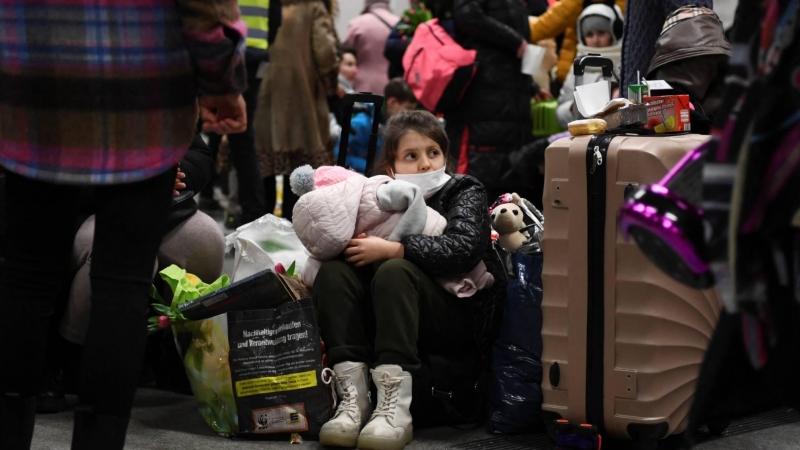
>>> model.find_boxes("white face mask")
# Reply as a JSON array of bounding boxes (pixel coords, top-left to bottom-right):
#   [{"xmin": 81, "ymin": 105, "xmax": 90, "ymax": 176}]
[{"xmin": 392, "ymin": 166, "xmax": 452, "ymax": 199}]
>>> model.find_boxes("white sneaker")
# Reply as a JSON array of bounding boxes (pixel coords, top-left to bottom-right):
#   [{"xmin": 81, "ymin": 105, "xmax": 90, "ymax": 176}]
[
  {"xmin": 357, "ymin": 365, "xmax": 413, "ymax": 450},
  {"xmin": 320, "ymin": 362, "xmax": 373, "ymax": 447}
]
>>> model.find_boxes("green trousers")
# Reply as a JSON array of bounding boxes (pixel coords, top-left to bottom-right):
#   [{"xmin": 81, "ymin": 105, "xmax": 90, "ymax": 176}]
[{"xmin": 314, "ymin": 259, "xmax": 476, "ymax": 372}]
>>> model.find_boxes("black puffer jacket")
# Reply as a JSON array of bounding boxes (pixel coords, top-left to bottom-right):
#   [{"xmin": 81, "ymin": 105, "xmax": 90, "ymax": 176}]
[
  {"xmin": 447, "ymin": 0, "xmax": 533, "ymax": 184},
  {"xmin": 402, "ymin": 173, "xmax": 507, "ymax": 353},
  {"xmin": 402, "ymin": 174, "xmax": 490, "ymax": 277}
]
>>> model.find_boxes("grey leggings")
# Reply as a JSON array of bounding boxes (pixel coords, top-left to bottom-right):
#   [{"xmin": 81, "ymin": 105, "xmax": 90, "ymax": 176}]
[{"xmin": 61, "ymin": 211, "xmax": 226, "ymax": 344}]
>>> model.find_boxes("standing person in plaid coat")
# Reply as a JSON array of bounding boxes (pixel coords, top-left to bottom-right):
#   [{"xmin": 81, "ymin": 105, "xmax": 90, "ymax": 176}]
[{"xmin": 0, "ymin": 1, "xmax": 248, "ymax": 449}]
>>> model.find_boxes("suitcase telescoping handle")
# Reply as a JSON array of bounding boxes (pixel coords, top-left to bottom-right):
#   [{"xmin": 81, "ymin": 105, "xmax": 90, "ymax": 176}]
[
  {"xmin": 573, "ymin": 53, "xmax": 614, "ymax": 83},
  {"xmin": 572, "ymin": 53, "xmax": 616, "ymax": 119},
  {"xmin": 337, "ymin": 92, "xmax": 385, "ymax": 176},
  {"xmin": 573, "ymin": 53, "xmax": 616, "ymax": 94}
]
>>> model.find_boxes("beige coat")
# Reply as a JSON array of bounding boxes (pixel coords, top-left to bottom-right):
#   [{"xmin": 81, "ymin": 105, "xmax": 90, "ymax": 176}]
[{"xmin": 255, "ymin": 0, "xmax": 340, "ymax": 176}]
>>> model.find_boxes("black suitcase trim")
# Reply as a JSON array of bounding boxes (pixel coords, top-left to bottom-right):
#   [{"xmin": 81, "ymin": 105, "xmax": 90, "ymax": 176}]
[
  {"xmin": 584, "ymin": 134, "xmax": 674, "ymax": 443},
  {"xmin": 585, "ymin": 134, "xmax": 614, "ymax": 430}
]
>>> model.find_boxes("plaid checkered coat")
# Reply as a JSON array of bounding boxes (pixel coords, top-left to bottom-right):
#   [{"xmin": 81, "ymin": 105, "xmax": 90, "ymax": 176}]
[{"xmin": 0, "ymin": 0, "xmax": 247, "ymax": 185}]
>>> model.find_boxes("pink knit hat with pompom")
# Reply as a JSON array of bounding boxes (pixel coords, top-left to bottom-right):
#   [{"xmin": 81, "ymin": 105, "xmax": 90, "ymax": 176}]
[{"xmin": 314, "ymin": 165, "xmax": 359, "ymax": 189}]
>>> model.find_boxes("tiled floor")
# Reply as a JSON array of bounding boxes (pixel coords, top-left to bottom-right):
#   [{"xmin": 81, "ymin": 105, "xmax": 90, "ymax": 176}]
[
  {"xmin": 31, "ymin": 390, "xmax": 800, "ymax": 449},
  {"xmin": 70, "ymin": 201, "xmax": 794, "ymax": 449}
]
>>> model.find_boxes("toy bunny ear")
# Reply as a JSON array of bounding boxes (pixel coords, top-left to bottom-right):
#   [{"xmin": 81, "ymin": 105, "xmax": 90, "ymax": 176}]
[
  {"xmin": 511, "ymin": 192, "xmax": 522, "ymax": 204},
  {"xmin": 290, "ymin": 165, "xmax": 316, "ymax": 196}
]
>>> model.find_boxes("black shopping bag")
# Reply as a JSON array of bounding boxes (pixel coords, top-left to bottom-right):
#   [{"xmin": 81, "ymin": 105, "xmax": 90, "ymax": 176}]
[{"xmin": 225, "ymin": 298, "xmax": 331, "ymax": 438}]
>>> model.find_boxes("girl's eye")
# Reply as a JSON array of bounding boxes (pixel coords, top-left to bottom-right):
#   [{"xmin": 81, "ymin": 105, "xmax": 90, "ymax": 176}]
[
  {"xmin": 404, "ymin": 153, "xmax": 416, "ymax": 160},
  {"xmin": 428, "ymin": 150, "xmax": 440, "ymax": 158}
]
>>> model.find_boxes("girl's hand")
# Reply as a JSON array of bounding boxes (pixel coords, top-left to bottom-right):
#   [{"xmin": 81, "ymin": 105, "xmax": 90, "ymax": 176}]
[
  {"xmin": 174, "ymin": 166, "xmax": 186, "ymax": 197},
  {"xmin": 344, "ymin": 234, "xmax": 404, "ymax": 267}
]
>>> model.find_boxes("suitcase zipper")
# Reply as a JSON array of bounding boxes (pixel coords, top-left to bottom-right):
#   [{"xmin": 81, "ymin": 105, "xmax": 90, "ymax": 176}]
[
  {"xmin": 590, "ymin": 145, "xmax": 603, "ymax": 174},
  {"xmin": 585, "ymin": 134, "xmax": 613, "ymax": 431}
]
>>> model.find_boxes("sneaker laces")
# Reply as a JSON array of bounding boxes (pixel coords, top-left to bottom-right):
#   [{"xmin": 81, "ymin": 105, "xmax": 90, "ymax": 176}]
[
  {"xmin": 371, "ymin": 371, "xmax": 403, "ymax": 419},
  {"xmin": 330, "ymin": 373, "xmax": 360, "ymax": 420},
  {"xmin": 321, "ymin": 368, "xmax": 338, "ymax": 410}
]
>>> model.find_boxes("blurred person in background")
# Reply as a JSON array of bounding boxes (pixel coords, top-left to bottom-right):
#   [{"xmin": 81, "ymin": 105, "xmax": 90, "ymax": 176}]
[
  {"xmin": 255, "ymin": 0, "xmax": 340, "ymax": 220},
  {"xmin": 556, "ymin": 3, "xmax": 624, "ymax": 128},
  {"xmin": 339, "ymin": 45, "xmax": 360, "ymax": 94},
  {"xmin": 204, "ymin": 0, "xmax": 283, "ymax": 229},
  {"xmin": 644, "ymin": 6, "xmax": 730, "ymax": 134},
  {"xmin": 0, "ymin": 1, "xmax": 247, "ymax": 448},
  {"xmin": 329, "ymin": 44, "xmax": 360, "ymax": 137},
  {"xmin": 621, "ymin": 0, "xmax": 711, "ymax": 96},
  {"xmin": 527, "ymin": 0, "xmax": 626, "ymax": 93},
  {"xmin": 344, "ymin": 0, "xmax": 400, "ymax": 94},
  {"xmin": 448, "ymin": 0, "xmax": 534, "ymax": 202}
]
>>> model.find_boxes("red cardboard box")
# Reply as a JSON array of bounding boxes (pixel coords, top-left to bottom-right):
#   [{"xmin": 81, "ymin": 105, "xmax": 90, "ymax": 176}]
[{"xmin": 643, "ymin": 95, "xmax": 691, "ymax": 133}]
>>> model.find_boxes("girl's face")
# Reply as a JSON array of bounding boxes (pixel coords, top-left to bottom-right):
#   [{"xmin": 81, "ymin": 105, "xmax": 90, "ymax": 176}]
[
  {"xmin": 391, "ymin": 131, "xmax": 445, "ymax": 175},
  {"xmin": 585, "ymin": 30, "xmax": 612, "ymax": 48},
  {"xmin": 340, "ymin": 53, "xmax": 358, "ymax": 82}
]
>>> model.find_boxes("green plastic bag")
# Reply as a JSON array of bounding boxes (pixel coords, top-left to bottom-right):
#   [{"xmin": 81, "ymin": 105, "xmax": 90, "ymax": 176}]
[
  {"xmin": 151, "ymin": 265, "xmax": 238, "ymax": 434},
  {"xmin": 177, "ymin": 315, "xmax": 239, "ymax": 434},
  {"xmin": 531, "ymin": 99, "xmax": 564, "ymax": 137}
]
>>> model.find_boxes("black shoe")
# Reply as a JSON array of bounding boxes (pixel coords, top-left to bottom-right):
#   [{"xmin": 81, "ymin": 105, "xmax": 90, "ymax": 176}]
[
  {"xmin": 36, "ymin": 372, "xmax": 68, "ymax": 414},
  {"xmin": 72, "ymin": 406, "xmax": 130, "ymax": 450},
  {"xmin": 0, "ymin": 394, "xmax": 36, "ymax": 450}
]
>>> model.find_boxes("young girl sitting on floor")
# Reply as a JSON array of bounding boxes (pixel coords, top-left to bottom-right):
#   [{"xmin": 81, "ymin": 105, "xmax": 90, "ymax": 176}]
[{"xmin": 314, "ymin": 110, "xmax": 497, "ymax": 450}]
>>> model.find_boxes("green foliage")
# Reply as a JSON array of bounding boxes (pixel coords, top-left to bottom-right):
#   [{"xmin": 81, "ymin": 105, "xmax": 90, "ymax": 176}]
[
  {"xmin": 396, "ymin": 3, "xmax": 433, "ymax": 38},
  {"xmin": 146, "ymin": 265, "xmax": 231, "ymax": 335}
]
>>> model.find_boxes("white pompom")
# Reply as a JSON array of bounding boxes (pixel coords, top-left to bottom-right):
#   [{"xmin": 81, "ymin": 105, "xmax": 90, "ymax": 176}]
[{"xmin": 290, "ymin": 165, "xmax": 316, "ymax": 196}]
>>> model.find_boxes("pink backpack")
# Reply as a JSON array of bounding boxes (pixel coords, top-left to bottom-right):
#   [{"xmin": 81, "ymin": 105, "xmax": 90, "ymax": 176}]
[{"xmin": 402, "ymin": 19, "xmax": 477, "ymax": 113}]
